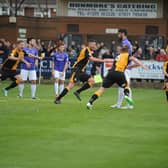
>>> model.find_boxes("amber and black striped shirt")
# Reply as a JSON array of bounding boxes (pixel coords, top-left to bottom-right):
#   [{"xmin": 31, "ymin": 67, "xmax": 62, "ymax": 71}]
[{"xmin": 2, "ymin": 48, "xmax": 24, "ymax": 70}]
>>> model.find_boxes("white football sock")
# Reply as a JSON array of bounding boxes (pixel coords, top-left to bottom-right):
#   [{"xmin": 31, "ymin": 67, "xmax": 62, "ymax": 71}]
[
  {"xmin": 18, "ymin": 84, "xmax": 24, "ymax": 97},
  {"xmin": 54, "ymin": 82, "xmax": 59, "ymax": 95},
  {"xmin": 129, "ymin": 88, "xmax": 132, "ymax": 99},
  {"xmin": 59, "ymin": 84, "xmax": 64, "ymax": 94},
  {"xmin": 117, "ymin": 87, "xmax": 124, "ymax": 107},
  {"xmin": 31, "ymin": 84, "xmax": 36, "ymax": 98}
]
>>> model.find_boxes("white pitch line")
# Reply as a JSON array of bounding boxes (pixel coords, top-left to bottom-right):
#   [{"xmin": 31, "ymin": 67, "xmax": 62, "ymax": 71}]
[
  {"xmin": 0, "ymin": 97, "xmax": 53, "ymax": 102},
  {"xmin": 0, "ymin": 99, "xmax": 8, "ymax": 102}
]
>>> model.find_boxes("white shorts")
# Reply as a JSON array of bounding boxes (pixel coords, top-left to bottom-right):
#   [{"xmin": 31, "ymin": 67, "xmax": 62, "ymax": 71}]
[
  {"xmin": 54, "ymin": 70, "xmax": 65, "ymax": 81},
  {"xmin": 124, "ymin": 69, "xmax": 131, "ymax": 84},
  {"xmin": 21, "ymin": 69, "xmax": 37, "ymax": 81}
]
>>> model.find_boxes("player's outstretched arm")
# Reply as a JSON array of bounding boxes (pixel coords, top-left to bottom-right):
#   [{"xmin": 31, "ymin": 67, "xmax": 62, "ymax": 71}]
[
  {"xmin": 89, "ymin": 56, "xmax": 113, "ymax": 63},
  {"xmin": 127, "ymin": 63, "xmax": 140, "ymax": 69},
  {"xmin": 130, "ymin": 56, "xmax": 148, "ymax": 70},
  {"xmin": 89, "ymin": 56, "xmax": 104, "ymax": 63},
  {"xmin": 28, "ymin": 53, "xmax": 43, "ymax": 60}
]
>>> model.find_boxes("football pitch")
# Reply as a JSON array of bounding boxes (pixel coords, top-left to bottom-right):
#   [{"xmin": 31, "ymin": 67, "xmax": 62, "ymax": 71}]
[{"xmin": 0, "ymin": 83, "xmax": 167, "ymax": 168}]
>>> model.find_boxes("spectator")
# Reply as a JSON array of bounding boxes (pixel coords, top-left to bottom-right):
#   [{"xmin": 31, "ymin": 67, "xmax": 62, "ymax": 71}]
[
  {"xmin": 0, "ymin": 40, "xmax": 5, "ymax": 65},
  {"xmin": 99, "ymin": 42, "xmax": 106, "ymax": 56},
  {"xmin": 76, "ymin": 44, "xmax": 81, "ymax": 55},
  {"xmin": 144, "ymin": 40, "xmax": 150, "ymax": 59},
  {"xmin": 133, "ymin": 40, "xmax": 139, "ymax": 53},
  {"xmin": 67, "ymin": 46, "xmax": 77, "ymax": 66},
  {"xmin": 155, "ymin": 49, "xmax": 168, "ymax": 61},
  {"xmin": 148, "ymin": 46, "xmax": 155, "ymax": 60},
  {"xmin": 0, "ymin": 39, "xmax": 11, "ymax": 66},
  {"xmin": 102, "ymin": 48, "xmax": 113, "ymax": 59},
  {"xmin": 166, "ymin": 38, "xmax": 168, "ymax": 55},
  {"xmin": 40, "ymin": 41, "xmax": 48, "ymax": 56},
  {"xmin": 36, "ymin": 39, "xmax": 42, "ymax": 51},
  {"xmin": 110, "ymin": 40, "xmax": 117, "ymax": 57},
  {"xmin": 47, "ymin": 42, "xmax": 57, "ymax": 57},
  {"xmin": 152, "ymin": 47, "xmax": 160, "ymax": 60},
  {"xmin": 134, "ymin": 47, "xmax": 143, "ymax": 59},
  {"xmin": 4, "ymin": 40, "xmax": 11, "ymax": 56}
]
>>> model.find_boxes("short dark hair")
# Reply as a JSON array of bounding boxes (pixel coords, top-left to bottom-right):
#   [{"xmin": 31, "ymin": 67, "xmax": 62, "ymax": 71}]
[
  {"xmin": 17, "ymin": 40, "xmax": 24, "ymax": 44},
  {"xmin": 57, "ymin": 41, "xmax": 64, "ymax": 48},
  {"xmin": 27, "ymin": 37, "xmax": 34, "ymax": 44},
  {"xmin": 118, "ymin": 29, "xmax": 128, "ymax": 36}
]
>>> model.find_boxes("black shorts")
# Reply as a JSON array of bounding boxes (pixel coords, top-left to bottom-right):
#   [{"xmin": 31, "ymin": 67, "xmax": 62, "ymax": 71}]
[
  {"xmin": 0, "ymin": 68, "xmax": 19, "ymax": 81},
  {"xmin": 165, "ymin": 76, "xmax": 168, "ymax": 83},
  {"xmin": 69, "ymin": 71, "xmax": 91, "ymax": 83},
  {"xmin": 102, "ymin": 70, "xmax": 127, "ymax": 88}
]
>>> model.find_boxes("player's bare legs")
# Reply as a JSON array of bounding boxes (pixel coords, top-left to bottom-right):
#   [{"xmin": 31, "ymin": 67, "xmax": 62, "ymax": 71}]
[
  {"xmin": 73, "ymin": 77, "xmax": 95, "ymax": 101},
  {"xmin": 87, "ymin": 85, "xmax": 133, "ymax": 110},
  {"xmin": 86, "ymin": 87, "xmax": 105, "ymax": 109},
  {"xmin": 54, "ymin": 82, "xmax": 75, "ymax": 104},
  {"xmin": 4, "ymin": 74, "xmax": 23, "ymax": 96}
]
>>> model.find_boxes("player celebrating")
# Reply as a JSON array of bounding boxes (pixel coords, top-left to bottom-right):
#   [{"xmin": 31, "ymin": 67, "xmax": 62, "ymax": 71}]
[
  {"xmin": 86, "ymin": 45, "xmax": 148, "ymax": 110},
  {"xmin": 18, "ymin": 38, "xmax": 39, "ymax": 99},
  {"xmin": 54, "ymin": 39, "xmax": 107, "ymax": 104},
  {"xmin": 51, "ymin": 42, "xmax": 68, "ymax": 96},
  {"xmin": 0, "ymin": 40, "xmax": 31, "ymax": 96},
  {"xmin": 163, "ymin": 60, "xmax": 168, "ymax": 102}
]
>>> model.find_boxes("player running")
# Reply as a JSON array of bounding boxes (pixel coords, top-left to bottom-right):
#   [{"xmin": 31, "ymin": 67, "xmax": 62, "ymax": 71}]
[
  {"xmin": 163, "ymin": 60, "xmax": 168, "ymax": 102},
  {"xmin": 18, "ymin": 38, "xmax": 40, "ymax": 99},
  {"xmin": 54, "ymin": 39, "xmax": 109, "ymax": 104},
  {"xmin": 51, "ymin": 42, "xmax": 69, "ymax": 96},
  {"xmin": 111, "ymin": 29, "xmax": 138, "ymax": 109},
  {"xmin": 0, "ymin": 40, "xmax": 31, "ymax": 96},
  {"xmin": 86, "ymin": 45, "xmax": 148, "ymax": 110}
]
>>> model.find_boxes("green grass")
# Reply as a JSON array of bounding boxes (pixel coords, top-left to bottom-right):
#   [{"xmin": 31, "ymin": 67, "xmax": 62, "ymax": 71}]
[{"xmin": 0, "ymin": 82, "xmax": 168, "ymax": 168}]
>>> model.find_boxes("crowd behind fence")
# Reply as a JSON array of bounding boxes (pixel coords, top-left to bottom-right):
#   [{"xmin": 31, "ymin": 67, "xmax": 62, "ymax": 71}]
[{"xmin": 0, "ymin": 37, "xmax": 168, "ymax": 81}]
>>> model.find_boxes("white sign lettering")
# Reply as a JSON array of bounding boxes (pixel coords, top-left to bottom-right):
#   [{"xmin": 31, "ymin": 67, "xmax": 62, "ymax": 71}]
[
  {"xmin": 68, "ymin": 2, "xmax": 158, "ymax": 18},
  {"xmin": 130, "ymin": 61, "xmax": 164, "ymax": 79}
]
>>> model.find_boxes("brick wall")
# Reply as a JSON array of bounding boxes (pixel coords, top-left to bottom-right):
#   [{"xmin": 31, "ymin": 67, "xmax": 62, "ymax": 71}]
[{"xmin": 0, "ymin": 16, "xmax": 167, "ymax": 43}]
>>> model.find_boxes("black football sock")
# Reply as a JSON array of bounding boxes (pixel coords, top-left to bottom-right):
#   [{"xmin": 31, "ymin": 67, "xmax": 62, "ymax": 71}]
[
  {"xmin": 166, "ymin": 91, "xmax": 168, "ymax": 102},
  {"xmin": 5, "ymin": 81, "xmax": 18, "ymax": 91},
  {"xmin": 0, "ymin": 75, "xmax": 6, "ymax": 81},
  {"xmin": 89, "ymin": 94, "xmax": 98, "ymax": 105},
  {"xmin": 124, "ymin": 88, "xmax": 130, "ymax": 97},
  {"xmin": 56, "ymin": 88, "xmax": 69, "ymax": 100},
  {"xmin": 76, "ymin": 83, "xmax": 91, "ymax": 94}
]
